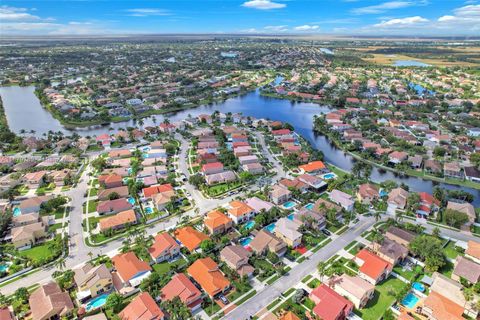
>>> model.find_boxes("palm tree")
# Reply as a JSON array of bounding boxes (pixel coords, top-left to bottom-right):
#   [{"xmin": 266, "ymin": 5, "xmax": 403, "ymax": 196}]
[
  {"xmin": 55, "ymin": 258, "xmax": 66, "ymax": 270},
  {"xmin": 395, "ymin": 211, "xmax": 403, "ymax": 223},
  {"xmin": 87, "ymin": 251, "xmax": 94, "ymax": 262},
  {"xmin": 373, "ymin": 210, "xmax": 381, "ymax": 222}
]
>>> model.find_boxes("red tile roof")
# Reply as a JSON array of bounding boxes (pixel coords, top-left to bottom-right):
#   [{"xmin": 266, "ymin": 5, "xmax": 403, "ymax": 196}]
[
  {"xmin": 112, "ymin": 252, "xmax": 152, "ymax": 283},
  {"xmin": 119, "ymin": 292, "xmax": 164, "ymax": 320},
  {"xmin": 148, "ymin": 233, "xmax": 180, "ymax": 260},
  {"xmin": 142, "ymin": 184, "xmax": 173, "ymax": 198},
  {"xmin": 356, "ymin": 249, "xmax": 392, "ymax": 281},
  {"xmin": 160, "ymin": 273, "xmax": 203, "ymax": 308},
  {"xmin": 187, "ymin": 257, "xmax": 230, "ymax": 297},
  {"xmin": 310, "ymin": 284, "xmax": 354, "ymax": 320}
]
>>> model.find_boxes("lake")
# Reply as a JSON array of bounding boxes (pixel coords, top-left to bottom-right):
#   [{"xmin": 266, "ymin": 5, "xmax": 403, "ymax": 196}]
[{"xmin": 1, "ymin": 85, "xmax": 479, "ymax": 205}]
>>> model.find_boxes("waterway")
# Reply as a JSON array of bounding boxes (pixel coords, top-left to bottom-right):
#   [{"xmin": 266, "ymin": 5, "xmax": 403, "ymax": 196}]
[{"xmin": 1, "ymin": 85, "xmax": 479, "ymax": 205}]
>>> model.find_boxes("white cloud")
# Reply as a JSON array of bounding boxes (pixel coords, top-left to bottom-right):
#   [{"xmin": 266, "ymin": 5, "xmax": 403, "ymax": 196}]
[
  {"xmin": 294, "ymin": 24, "xmax": 319, "ymax": 31},
  {"xmin": 352, "ymin": 1, "xmax": 420, "ymax": 14},
  {"xmin": 0, "ymin": 5, "xmax": 41, "ymax": 21},
  {"xmin": 242, "ymin": 0, "xmax": 286, "ymax": 10},
  {"xmin": 264, "ymin": 25, "xmax": 288, "ymax": 32},
  {"xmin": 125, "ymin": 8, "xmax": 171, "ymax": 17},
  {"xmin": 374, "ymin": 16, "xmax": 428, "ymax": 27}
]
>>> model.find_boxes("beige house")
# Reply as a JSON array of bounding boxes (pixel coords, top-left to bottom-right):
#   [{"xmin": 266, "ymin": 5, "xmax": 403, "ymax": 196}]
[
  {"xmin": 11, "ymin": 222, "xmax": 47, "ymax": 250},
  {"xmin": 330, "ymin": 274, "xmax": 375, "ymax": 309},
  {"xmin": 274, "ymin": 217, "xmax": 302, "ymax": 248},
  {"xmin": 384, "ymin": 226, "xmax": 416, "ymax": 247},
  {"xmin": 220, "ymin": 245, "xmax": 255, "ymax": 277},
  {"xmin": 50, "ymin": 169, "xmax": 71, "ymax": 187},
  {"xmin": 269, "ymin": 184, "xmax": 291, "ymax": 205},
  {"xmin": 452, "ymin": 256, "xmax": 480, "ymax": 284},
  {"xmin": 22, "ymin": 171, "xmax": 47, "ymax": 189},
  {"xmin": 447, "ymin": 201, "xmax": 476, "ymax": 225},
  {"xmin": 74, "ymin": 263, "xmax": 113, "ymax": 302},
  {"xmin": 249, "ymin": 230, "xmax": 287, "ymax": 257},
  {"xmin": 371, "ymin": 238, "xmax": 409, "ymax": 266},
  {"xmin": 29, "ymin": 282, "xmax": 74, "ymax": 320}
]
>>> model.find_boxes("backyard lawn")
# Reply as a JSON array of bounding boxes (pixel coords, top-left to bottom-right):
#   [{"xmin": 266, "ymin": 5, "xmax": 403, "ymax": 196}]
[
  {"xmin": 355, "ymin": 277, "xmax": 405, "ymax": 320},
  {"xmin": 19, "ymin": 243, "xmax": 55, "ymax": 263},
  {"xmin": 443, "ymin": 240, "xmax": 463, "ymax": 260},
  {"xmin": 152, "ymin": 258, "xmax": 186, "ymax": 275}
]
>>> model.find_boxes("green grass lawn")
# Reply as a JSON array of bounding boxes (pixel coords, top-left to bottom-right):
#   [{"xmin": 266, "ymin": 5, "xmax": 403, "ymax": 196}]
[
  {"xmin": 48, "ymin": 223, "xmax": 64, "ymax": 233},
  {"xmin": 355, "ymin": 277, "xmax": 405, "ymax": 320},
  {"xmin": 89, "ymin": 187, "xmax": 99, "ymax": 196},
  {"xmin": 301, "ymin": 274, "xmax": 313, "ymax": 283},
  {"xmin": 88, "ymin": 200, "xmax": 98, "ymax": 213},
  {"xmin": 438, "ymin": 260, "xmax": 454, "ymax": 278},
  {"xmin": 303, "ymin": 297, "xmax": 316, "ymax": 310},
  {"xmin": 152, "ymin": 258, "xmax": 186, "ymax": 275},
  {"xmin": 443, "ymin": 240, "xmax": 463, "ymax": 260},
  {"xmin": 393, "ymin": 265, "xmax": 423, "ymax": 281},
  {"xmin": 19, "ymin": 243, "xmax": 56, "ymax": 263},
  {"xmin": 307, "ymin": 278, "xmax": 321, "ymax": 289}
]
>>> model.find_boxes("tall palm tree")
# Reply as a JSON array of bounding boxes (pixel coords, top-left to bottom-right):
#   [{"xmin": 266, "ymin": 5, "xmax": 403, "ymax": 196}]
[{"xmin": 55, "ymin": 258, "xmax": 66, "ymax": 270}]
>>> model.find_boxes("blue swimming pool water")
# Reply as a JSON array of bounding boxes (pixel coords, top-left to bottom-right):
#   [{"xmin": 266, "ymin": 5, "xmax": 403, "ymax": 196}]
[
  {"xmin": 240, "ymin": 237, "xmax": 252, "ymax": 247},
  {"xmin": 305, "ymin": 203, "xmax": 314, "ymax": 210},
  {"xmin": 0, "ymin": 264, "xmax": 9, "ymax": 272},
  {"xmin": 379, "ymin": 189, "xmax": 388, "ymax": 197},
  {"xmin": 283, "ymin": 201, "xmax": 296, "ymax": 209},
  {"xmin": 127, "ymin": 167, "xmax": 133, "ymax": 174},
  {"xmin": 85, "ymin": 293, "xmax": 110, "ymax": 311},
  {"xmin": 412, "ymin": 282, "xmax": 425, "ymax": 292},
  {"xmin": 323, "ymin": 173, "xmax": 335, "ymax": 180},
  {"xmin": 13, "ymin": 207, "xmax": 21, "ymax": 217},
  {"xmin": 287, "ymin": 213, "xmax": 294, "ymax": 221},
  {"xmin": 264, "ymin": 223, "xmax": 276, "ymax": 233},
  {"xmin": 142, "ymin": 153, "xmax": 149, "ymax": 159},
  {"xmin": 245, "ymin": 220, "xmax": 255, "ymax": 230},
  {"xmin": 127, "ymin": 197, "xmax": 135, "ymax": 205},
  {"xmin": 401, "ymin": 292, "xmax": 419, "ymax": 308},
  {"xmin": 142, "ymin": 146, "xmax": 151, "ymax": 152},
  {"xmin": 145, "ymin": 207, "xmax": 153, "ymax": 214}
]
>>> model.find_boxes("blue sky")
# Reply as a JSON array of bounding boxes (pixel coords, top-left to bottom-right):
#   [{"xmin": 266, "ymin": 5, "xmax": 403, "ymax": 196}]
[{"xmin": 1, "ymin": 1, "xmax": 479, "ymax": 36}]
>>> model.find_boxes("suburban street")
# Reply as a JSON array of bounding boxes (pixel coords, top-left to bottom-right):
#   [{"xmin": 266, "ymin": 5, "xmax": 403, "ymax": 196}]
[{"xmin": 224, "ymin": 215, "xmax": 376, "ymax": 320}]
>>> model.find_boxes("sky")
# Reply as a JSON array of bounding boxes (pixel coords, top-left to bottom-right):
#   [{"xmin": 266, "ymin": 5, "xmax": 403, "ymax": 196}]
[{"xmin": 0, "ymin": 0, "xmax": 479, "ymax": 36}]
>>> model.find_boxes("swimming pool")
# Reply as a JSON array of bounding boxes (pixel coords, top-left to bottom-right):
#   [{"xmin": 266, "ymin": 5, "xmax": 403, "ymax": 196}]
[
  {"xmin": 244, "ymin": 220, "xmax": 255, "ymax": 230},
  {"xmin": 304, "ymin": 203, "xmax": 314, "ymax": 210},
  {"xmin": 13, "ymin": 207, "xmax": 21, "ymax": 217},
  {"xmin": 283, "ymin": 201, "xmax": 296, "ymax": 209},
  {"xmin": 142, "ymin": 146, "xmax": 151, "ymax": 152},
  {"xmin": 127, "ymin": 167, "xmax": 133, "ymax": 174},
  {"xmin": 0, "ymin": 263, "xmax": 10, "ymax": 272},
  {"xmin": 85, "ymin": 293, "xmax": 110, "ymax": 311},
  {"xmin": 145, "ymin": 207, "xmax": 153, "ymax": 214},
  {"xmin": 264, "ymin": 223, "xmax": 276, "ymax": 233},
  {"xmin": 379, "ymin": 189, "xmax": 388, "ymax": 197},
  {"xmin": 401, "ymin": 292, "xmax": 419, "ymax": 309},
  {"xmin": 287, "ymin": 213, "xmax": 295, "ymax": 221},
  {"xmin": 240, "ymin": 237, "xmax": 252, "ymax": 247},
  {"xmin": 322, "ymin": 173, "xmax": 336, "ymax": 180},
  {"xmin": 127, "ymin": 197, "xmax": 136, "ymax": 205},
  {"xmin": 412, "ymin": 282, "xmax": 425, "ymax": 292}
]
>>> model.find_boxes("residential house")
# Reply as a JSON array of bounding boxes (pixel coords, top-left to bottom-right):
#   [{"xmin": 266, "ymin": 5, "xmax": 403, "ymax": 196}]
[
  {"xmin": 0, "ymin": 173, "xmax": 21, "ymax": 190},
  {"xmin": 250, "ymin": 230, "xmax": 287, "ymax": 257},
  {"xmin": 11, "ymin": 222, "xmax": 47, "ymax": 249},
  {"xmin": 329, "ymin": 190, "xmax": 354, "ymax": 212},
  {"xmin": 29, "ymin": 282, "xmax": 74, "ymax": 320},
  {"xmin": 294, "ymin": 208, "xmax": 326, "ymax": 230},
  {"xmin": 74, "ymin": 263, "xmax": 113, "ymax": 303},
  {"xmin": 329, "ymin": 274, "xmax": 375, "ymax": 309},
  {"xmin": 204, "ymin": 210, "xmax": 233, "ymax": 235},
  {"xmin": 97, "ymin": 186, "xmax": 129, "ymax": 201},
  {"xmin": 309, "ymin": 284, "xmax": 354, "ymax": 320},
  {"xmin": 205, "ymin": 171, "xmax": 236, "ymax": 185},
  {"xmin": 388, "ymin": 151, "xmax": 408, "ymax": 164},
  {"xmin": 142, "ymin": 183, "xmax": 174, "ymax": 199},
  {"xmin": 243, "ymin": 163, "xmax": 264, "ymax": 175},
  {"xmin": 160, "ymin": 273, "xmax": 203, "ymax": 311},
  {"xmin": 298, "ymin": 161, "xmax": 327, "ymax": 175},
  {"xmin": 220, "ymin": 245, "xmax": 255, "ymax": 277},
  {"xmin": 112, "ymin": 252, "xmax": 152, "ymax": 287},
  {"xmin": 227, "ymin": 201, "xmax": 255, "ymax": 224},
  {"xmin": 269, "ymin": 184, "xmax": 291, "ymax": 205},
  {"xmin": 245, "ymin": 197, "xmax": 274, "ymax": 213},
  {"xmin": 279, "ymin": 178, "xmax": 309, "ymax": 193},
  {"xmin": 447, "ymin": 201, "xmax": 476, "ymax": 225},
  {"xmin": 22, "ymin": 171, "xmax": 47, "ymax": 189},
  {"xmin": 424, "ymin": 159, "xmax": 442, "ymax": 175},
  {"xmin": 452, "ymin": 256, "xmax": 480, "ymax": 284},
  {"xmin": 417, "ymin": 192, "xmax": 440, "ymax": 218},
  {"xmin": 18, "ymin": 195, "xmax": 52, "ymax": 214},
  {"xmin": 466, "ymin": 241, "xmax": 480, "ymax": 264},
  {"xmin": 187, "ymin": 257, "xmax": 230, "ymax": 298},
  {"xmin": 174, "ymin": 226, "xmax": 209, "ymax": 252},
  {"xmin": 96, "ymin": 198, "xmax": 132, "ymax": 216},
  {"xmin": 371, "ymin": 238, "xmax": 408, "ymax": 266},
  {"xmin": 465, "ymin": 166, "xmax": 480, "ymax": 182},
  {"xmin": 297, "ymin": 174, "xmax": 326, "ymax": 190},
  {"xmin": 50, "ymin": 169, "xmax": 71, "ymax": 187},
  {"xmin": 149, "ymin": 232, "xmax": 180, "ymax": 263},
  {"xmin": 387, "ymin": 188, "xmax": 409, "ymax": 211},
  {"xmin": 385, "ymin": 226, "xmax": 416, "ymax": 247},
  {"xmin": 424, "ymin": 272, "xmax": 477, "ymax": 319},
  {"xmin": 274, "ymin": 217, "xmax": 302, "ymax": 248},
  {"xmin": 108, "ymin": 149, "xmax": 132, "ymax": 159},
  {"xmin": 313, "ymin": 198, "xmax": 343, "ymax": 221},
  {"xmin": 99, "ymin": 209, "xmax": 137, "ymax": 232},
  {"xmin": 354, "ymin": 249, "xmax": 393, "ymax": 284},
  {"xmin": 201, "ymin": 162, "xmax": 224, "ymax": 175},
  {"xmin": 357, "ymin": 184, "xmax": 379, "ymax": 204},
  {"xmin": 408, "ymin": 155, "xmax": 423, "ymax": 169},
  {"xmin": 119, "ymin": 292, "xmax": 164, "ymax": 320},
  {"xmin": 444, "ymin": 162, "xmax": 463, "ymax": 179}
]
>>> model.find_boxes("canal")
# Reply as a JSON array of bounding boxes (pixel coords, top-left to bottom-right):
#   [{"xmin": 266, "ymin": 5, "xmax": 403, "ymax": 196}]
[{"xmin": 1, "ymin": 85, "xmax": 479, "ymax": 205}]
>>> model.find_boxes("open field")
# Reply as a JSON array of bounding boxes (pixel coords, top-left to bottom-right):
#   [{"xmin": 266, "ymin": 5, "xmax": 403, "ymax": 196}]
[{"xmin": 362, "ymin": 53, "xmax": 478, "ymax": 67}]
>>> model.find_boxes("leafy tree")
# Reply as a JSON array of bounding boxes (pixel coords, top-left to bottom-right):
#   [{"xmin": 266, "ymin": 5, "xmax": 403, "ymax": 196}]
[
  {"xmin": 189, "ymin": 174, "xmax": 205, "ymax": 188},
  {"xmin": 140, "ymin": 272, "xmax": 171, "ymax": 298},
  {"xmin": 409, "ymin": 235, "xmax": 446, "ymax": 272},
  {"xmin": 14, "ymin": 287, "xmax": 29, "ymax": 303},
  {"xmin": 105, "ymin": 292, "xmax": 124, "ymax": 313},
  {"xmin": 200, "ymin": 239, "xmax": 215, "ymax": 252},
  {"xmin": 444, "ymin": 209, "xmax": 469, "ymax": 228},
  {"xmin": 161, "ymin": 296, "xmax": 192, "ymax": 320}
]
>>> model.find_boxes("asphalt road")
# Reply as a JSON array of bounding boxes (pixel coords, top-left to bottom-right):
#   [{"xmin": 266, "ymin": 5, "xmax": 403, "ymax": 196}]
[{"xmin": 224, "ymin": 215, "xmax": 376, "ymax": 320}]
